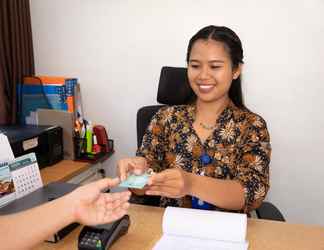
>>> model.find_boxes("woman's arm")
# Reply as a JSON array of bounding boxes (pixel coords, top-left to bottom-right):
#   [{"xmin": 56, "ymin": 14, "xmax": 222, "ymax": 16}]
[
  {"xmin": 146, "ymin": 116, "xmax": 271, "ymax": 212},
  {"xmin": 189, "ymin": 174, "xmax": 245, "ymax": 210},
  {"xmin": 189, "ymin": 116, "xmax": 271, "ymax": 211},
  {"xmin": 145, "ymin": 168, "xmax": 245, "ymax": 210}
]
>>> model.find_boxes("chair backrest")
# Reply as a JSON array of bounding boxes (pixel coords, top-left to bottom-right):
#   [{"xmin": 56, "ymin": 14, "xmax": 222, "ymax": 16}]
[
  {"xmin": 136, "ymin": 66, "xmax": 194, "ymax": 148},
  {"xmin": 156, "ymin": 66, "xmax": 194, "ymax": 105},
  {"xmin": 137, "ymin": 105, "xmax": 163, "ymax": 148}
]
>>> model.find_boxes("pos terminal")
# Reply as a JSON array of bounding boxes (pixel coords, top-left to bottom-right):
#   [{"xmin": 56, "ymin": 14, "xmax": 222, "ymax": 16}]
[{"xmin": 78, "ymin": 215, "xmax": 130, "ymax": 250}]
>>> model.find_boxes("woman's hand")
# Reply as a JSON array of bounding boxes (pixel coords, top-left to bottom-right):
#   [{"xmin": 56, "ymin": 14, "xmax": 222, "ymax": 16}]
[
  {"xmin": 66, "ymin": 178, "xmax": 131, "ymax": 226},
  {"xmin": 145, "ymin": 168, "xmax": 192, "ymax": 198},
  {"xmin": 117, "ymin": 157, "xmax": 148, "ymax": 181}
]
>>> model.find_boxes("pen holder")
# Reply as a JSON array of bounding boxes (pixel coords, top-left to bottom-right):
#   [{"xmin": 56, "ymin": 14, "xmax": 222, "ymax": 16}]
[
  {"xmin": 74, "ymin": 137, "xmax": 86, "ymax": 159},
  {"xmin": 74, "ymin": 136, "xmax": 114, "ymax": 161}
]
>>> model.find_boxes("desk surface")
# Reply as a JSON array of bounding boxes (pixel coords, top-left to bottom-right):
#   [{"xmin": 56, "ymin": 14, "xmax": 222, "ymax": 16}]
[
  {"xmin": 40, "ymin": 152, "xmax": 114, "ymax": 185},
  {"xmin": 40, "ymin": 160, "xmax": 91, "ymax": 185},
  {"xmin": 35, "ymin": 204, "xmax": 324, "ymax": 250}
]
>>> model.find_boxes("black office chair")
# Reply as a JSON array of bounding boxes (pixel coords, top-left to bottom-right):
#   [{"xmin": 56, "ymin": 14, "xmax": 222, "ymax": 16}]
[{"xmin": 136, "ymin": 66, "xmax": 285, "ymax": 221}]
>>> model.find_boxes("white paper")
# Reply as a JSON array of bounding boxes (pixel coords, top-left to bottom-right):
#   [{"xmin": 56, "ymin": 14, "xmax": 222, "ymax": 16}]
[
  {"xmin": 154, "ymin": 235, "xmax": 248, "ymax": 250},
  {"xmin": 153, "ymin": 207, "xmax": 248, "ymax": 250},
  {"xmin": 0, "ymin": 133, "xmax": 15, "ymax": 163}
]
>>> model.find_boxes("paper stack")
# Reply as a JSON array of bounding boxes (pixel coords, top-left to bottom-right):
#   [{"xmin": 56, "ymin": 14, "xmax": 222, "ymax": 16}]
[{"xmin": 154, "ymin": 206, "xmax": 248, "ymax": 250}]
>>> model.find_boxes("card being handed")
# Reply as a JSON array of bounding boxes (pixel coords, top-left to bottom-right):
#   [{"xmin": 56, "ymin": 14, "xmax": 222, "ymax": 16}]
[{"xmin": 119, "ymin": 173, "xmax": 151, "ymax": 189}]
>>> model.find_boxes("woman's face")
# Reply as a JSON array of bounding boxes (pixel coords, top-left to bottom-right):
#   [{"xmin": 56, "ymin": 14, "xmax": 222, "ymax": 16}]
[{"xmin": 187, "ymin": 39, "xmax": 241, "ymax": 104}]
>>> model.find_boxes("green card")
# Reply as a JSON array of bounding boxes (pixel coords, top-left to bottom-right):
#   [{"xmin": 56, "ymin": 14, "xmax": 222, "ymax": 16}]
[{"xmin": 118, "ymin": 173, "xmax": 150, "ymax": 189}]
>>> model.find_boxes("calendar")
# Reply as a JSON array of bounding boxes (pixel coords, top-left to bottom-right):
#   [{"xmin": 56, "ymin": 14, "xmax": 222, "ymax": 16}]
[
  {"xmin": 9, "ymin": 153, "xmax": 43, "ymax": 199},
  {"xmin": 0, "ymin": 162, "xmax": 16, "ymax": 208},
  {"xmin": 0, "ymin": 133, "xmax": 16, "ymax": 207}
]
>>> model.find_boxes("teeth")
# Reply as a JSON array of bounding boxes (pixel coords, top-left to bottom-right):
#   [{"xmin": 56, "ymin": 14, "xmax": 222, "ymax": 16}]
[{"xmin": 199, "ymin": 85, "xmax": 214, "ymax": 89}]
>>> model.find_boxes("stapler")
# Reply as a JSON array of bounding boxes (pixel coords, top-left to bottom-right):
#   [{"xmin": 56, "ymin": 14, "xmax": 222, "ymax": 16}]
[{"xmin": 93, "ymin": 125, "xmax": 109, "ymax": 153}]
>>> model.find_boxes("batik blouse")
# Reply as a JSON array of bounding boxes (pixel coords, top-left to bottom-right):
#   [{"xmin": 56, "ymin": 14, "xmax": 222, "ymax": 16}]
[{"xmin": 136, "ymin": 101, "xmax": 271, "ymax": 213}]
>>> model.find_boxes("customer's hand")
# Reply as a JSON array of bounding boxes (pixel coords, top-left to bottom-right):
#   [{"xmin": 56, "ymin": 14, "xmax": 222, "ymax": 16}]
[
  {"xmin": 145, "ymin": 168, "xmax": 192, "ymax": 198},
  {"xmin": 117, "ymin": 157, "xmax": 148, "ymax": 181},
  {"xmin": 66, "ymin": 178, "xmax": 131, "ymax": 226}
]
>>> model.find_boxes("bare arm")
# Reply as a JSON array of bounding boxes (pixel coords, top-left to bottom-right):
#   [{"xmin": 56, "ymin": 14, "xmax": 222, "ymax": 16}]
[
  {"xmin": 146, "ymin": 168, "xmax": 245, "ymax": 210},
  {"xmin": 0, "ymin": 178, "xmax": 130, "ymax": 250},
  {"xmin": 0, "ymin": 192, "xmax": 77, "ymax": 250},
  {"xmin": 189, "ymin": 174, "xmax": 245, "ymax": 210}
]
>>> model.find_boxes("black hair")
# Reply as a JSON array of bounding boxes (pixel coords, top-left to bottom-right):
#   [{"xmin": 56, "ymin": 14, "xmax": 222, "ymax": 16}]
[{"xmin": 186, "ymin": 25, "xmax": 245, "ymax": 108}]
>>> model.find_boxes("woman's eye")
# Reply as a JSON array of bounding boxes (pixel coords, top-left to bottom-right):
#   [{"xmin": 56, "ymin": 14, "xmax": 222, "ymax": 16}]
[
  {"xmin": 211, "ymin": 65, "xmax": 221, "ymax": 69},
  {"xmin": 190, "ymin": 64, "xmax": 200, "ymax": 69}
]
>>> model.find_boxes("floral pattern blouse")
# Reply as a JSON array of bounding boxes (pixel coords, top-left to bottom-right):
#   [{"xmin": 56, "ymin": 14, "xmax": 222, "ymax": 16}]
[{"xmin": 136, "ymin": 101, "xmax": 271, "ymax": 213}]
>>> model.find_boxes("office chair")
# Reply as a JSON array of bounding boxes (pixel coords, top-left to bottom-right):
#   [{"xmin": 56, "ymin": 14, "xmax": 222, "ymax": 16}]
[{"xmin": 136, "ymin": 66, "xmax": 285, "ymax": 221}]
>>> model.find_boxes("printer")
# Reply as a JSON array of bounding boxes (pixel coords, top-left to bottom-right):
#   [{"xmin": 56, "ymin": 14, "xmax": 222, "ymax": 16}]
[{"xmin": 0, "ymin": 125, "xmax": 63, "ymax": 168}]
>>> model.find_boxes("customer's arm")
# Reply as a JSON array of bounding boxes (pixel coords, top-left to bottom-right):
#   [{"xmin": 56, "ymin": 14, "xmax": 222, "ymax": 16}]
[{"xmin": 0, "ymin": 178, "xmax": 131, "ymax": 250}]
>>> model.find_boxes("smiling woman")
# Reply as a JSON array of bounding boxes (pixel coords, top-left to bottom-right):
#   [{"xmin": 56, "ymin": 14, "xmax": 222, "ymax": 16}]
[
  {"xmin": 186, "ymin": 26, "xmax": 244, "ymax": 109},
  {"xmin": 118, "ymin": 25, "xmax": 271, "ymax": 214}
]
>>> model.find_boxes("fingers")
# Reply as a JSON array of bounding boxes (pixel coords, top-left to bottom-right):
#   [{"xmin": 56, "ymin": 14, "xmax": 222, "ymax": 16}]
[
  {"xmin": 131, "ymin": 161, "xmax": 146, "ymax": 175},
  {"xmin": 118, "ymin": 157, "xmax": 148, "ymax": 181},
  {"xmin": 95, "ymin": 177, "xmax": 120, "ymax": 191},
  {"xmin": 105, "ymin": 197, "xmax": 130, "ymax": 211},
  {"xmin": 104, "ymin": 191, "xmax": 131, "ymax": 203},
  {"xmin": 100, "ymin": 193, "xmax": 131, "ymax": 223},
  {"xmin": 145, "ymin": 169, "xmax": 188, "ymax": 198},
  {"xmin": 128, "ymin": 159, "xmax": 148, "ymax": 176},
  {"xmin": 146, "ymin": 180, "xmax": 180, "ymax": 189},
  {"xmin": 99, "ymin": 192, "xmax": 130, "ymax": 217},
  {"xmin": 146, "ymin": 184, "xmax": 176, "ymax": 192},
  {"xmin": 118, "ymin": 160, "xmax": 129, "ymax": 182},
  {"xmin": 147, "ymin": 169, "xmax": 178, "ymax": 185},
  {"xmin": 145, "ymin": 184, "xmax": 178, "ymax": 196},
  {"xmin": 103, "ymin": 203, "xmax": 130, "ymax": 223},
  {"xmin": 148, "ymin": 173, "xmax": 166, "ymax": 185},
  {"xmin": 131, "ymin": 158, "xmax": 148, "ymax": 175}
]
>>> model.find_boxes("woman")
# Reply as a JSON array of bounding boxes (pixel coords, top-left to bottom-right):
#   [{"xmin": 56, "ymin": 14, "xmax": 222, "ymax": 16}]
[{"xmin": 118, "ymin": 25, "xmax": 270, "ymax": 213}]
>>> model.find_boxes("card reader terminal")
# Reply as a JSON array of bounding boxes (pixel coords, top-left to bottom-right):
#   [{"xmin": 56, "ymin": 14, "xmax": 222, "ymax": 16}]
[{"xmin": 78, "ymin": 215, "xmax": 130, "ymax": 250}]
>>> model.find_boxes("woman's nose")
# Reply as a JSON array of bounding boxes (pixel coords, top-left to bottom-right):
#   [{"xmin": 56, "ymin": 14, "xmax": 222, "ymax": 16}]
[{"xmin": 197, "ymin": 66, "xmax": 210, "ymax": 80}]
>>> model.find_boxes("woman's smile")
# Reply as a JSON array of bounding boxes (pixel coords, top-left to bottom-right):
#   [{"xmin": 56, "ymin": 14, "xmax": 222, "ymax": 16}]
[{"xmin": 197, "ymin": 84, "xmax": 215, "ymax": 94}]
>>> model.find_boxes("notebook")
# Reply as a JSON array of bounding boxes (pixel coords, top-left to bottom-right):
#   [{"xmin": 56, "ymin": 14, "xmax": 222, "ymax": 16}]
[{"xmin": 153, "ymin": 207, "xmax": 248, "ymax": 250}]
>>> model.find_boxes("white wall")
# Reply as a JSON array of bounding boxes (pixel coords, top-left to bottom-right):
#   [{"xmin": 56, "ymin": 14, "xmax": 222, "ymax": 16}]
[{"xmin": 30, "ymin": 0, "xmax": 324, "ymax": 226}]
